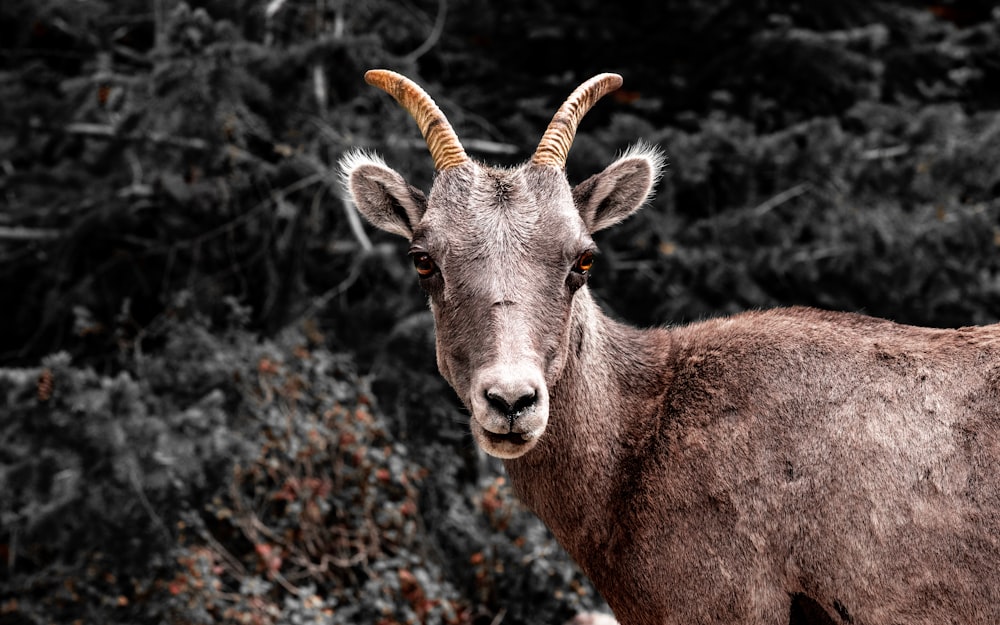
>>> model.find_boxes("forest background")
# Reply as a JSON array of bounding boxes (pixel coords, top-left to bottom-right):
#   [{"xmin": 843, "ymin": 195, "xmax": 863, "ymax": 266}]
[{"xmin": 2, "ymin": 0, "xmax": 999, "ymax": 623}]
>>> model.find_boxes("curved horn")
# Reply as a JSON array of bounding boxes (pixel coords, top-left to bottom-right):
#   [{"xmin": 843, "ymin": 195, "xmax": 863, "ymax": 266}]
[
  {"xmin": 531, "ymin": 73, "xmax": 623, "ymax": 169},
  {"xmin": 364, "ymin": 69, "xmax": 469, "ymax": 171}
]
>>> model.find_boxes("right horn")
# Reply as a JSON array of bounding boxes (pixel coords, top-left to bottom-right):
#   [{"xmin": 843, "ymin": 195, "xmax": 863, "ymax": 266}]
[
  {"xmin": 531, "ymin": 73, "xmax": 623, "ymax": 169},
  {"xmin": 365, "ymin": 69, "xmax": 470, "ymax": 171}
]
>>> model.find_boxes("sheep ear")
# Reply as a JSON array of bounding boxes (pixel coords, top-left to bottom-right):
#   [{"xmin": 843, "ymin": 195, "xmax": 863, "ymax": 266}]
[
  {"xmin": 340, "ymin": 151, "xmax": 427, "ymax": 239},
  {"xmin": 572, "ymin": 143, "xmax": 665, "ymax": 233}
]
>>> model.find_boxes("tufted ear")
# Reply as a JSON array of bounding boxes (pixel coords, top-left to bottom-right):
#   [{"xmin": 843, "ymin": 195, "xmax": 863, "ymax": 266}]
[
  {"xmin": 340, "ymin": 151, "xmax": 427, "ymax": 239},
  {"xmin": 571, "ymin": 143, "xmax": 665, "ymax": 234}
]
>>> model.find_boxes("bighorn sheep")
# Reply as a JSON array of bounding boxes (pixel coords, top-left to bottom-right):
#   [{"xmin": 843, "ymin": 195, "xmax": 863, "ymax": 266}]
[{"xmin": 341, "ymin": 70, "xmax": 1000, "ymax": 625}]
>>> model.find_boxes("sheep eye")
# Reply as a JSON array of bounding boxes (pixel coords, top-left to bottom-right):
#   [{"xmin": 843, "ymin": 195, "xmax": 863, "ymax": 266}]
[
  {"xmin": 572, "ymin": 250, "xmax": 594, "ymax": 274},
  {"xmin": 411, "ymin": 252, "xmax": 437, "ymax": 277}
]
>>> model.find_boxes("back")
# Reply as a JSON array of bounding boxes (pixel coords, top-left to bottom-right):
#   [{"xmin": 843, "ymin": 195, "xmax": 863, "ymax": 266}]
[{"xmin": 615, "ymin": 307, "xmax": 1000, "ymax": 624}]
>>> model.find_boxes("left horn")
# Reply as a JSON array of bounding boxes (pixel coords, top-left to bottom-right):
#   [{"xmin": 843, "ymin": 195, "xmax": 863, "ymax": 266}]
[
  {"xmin": 531, "ymin": 73, "xmax": 623, "ymax": 169},
  {"xmin": 365, "ymin": 69, "xmax": 469, "ymax": 171}
]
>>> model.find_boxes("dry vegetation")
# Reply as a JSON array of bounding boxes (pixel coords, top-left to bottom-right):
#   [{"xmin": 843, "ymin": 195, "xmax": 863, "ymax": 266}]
[{"xmin": 1, "ymin": 1, "xmax": 999, "ymax": 623}]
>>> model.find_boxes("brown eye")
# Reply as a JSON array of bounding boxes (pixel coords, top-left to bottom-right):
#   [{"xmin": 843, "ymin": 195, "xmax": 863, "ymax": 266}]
[
  {"xmin": 572, "ymin": 250, "xmax": 594, "ymax": 274},
  {"xmin": 412, "ymin": 252, "xmax": 437, "ymax": 277}
]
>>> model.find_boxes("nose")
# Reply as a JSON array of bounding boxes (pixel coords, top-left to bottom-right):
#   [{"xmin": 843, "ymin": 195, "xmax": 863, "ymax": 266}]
[
  {"xmin": 485, "ymin": 385, "xmax": 538, "ymax": 423},
  {"xmin": 471, "ymin": 363, "xmax": 548, "ymax": 436},
  {"xmin": 469, "ymin": 364, "xmax": 549, "ymax": 456}
]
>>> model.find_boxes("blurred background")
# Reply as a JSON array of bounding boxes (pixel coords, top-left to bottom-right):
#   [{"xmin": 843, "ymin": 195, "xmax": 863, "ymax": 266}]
[{"xmin": 1, "ymin": 1, "xmax": 999, "ymax": 623}]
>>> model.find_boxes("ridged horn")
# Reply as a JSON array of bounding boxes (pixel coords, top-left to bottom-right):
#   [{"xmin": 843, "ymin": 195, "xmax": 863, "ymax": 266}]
[
  {"xmin": 364, "ymin": 69, "xmax": 469, "ymax": 171},
  {"xmin": 531, "ymin": 73, "xmax": 623, "ymax": 169}
]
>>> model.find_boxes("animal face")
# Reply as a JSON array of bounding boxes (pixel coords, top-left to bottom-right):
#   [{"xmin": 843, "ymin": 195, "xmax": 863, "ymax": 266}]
[
  {"xmin": 342, "ymin": 71, "xmax": 662, "ymax": 458},
  {"xmin": 411, "ymin": 163, "xmax": 596, "ymax": 457}
]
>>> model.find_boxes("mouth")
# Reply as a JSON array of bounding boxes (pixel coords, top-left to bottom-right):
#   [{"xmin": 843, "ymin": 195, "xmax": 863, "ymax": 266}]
[
  {"xmin": 472, "ymin": 421, "xmax": 540, "ymax": 459},
  {"xmin": 483, "ymin": 430, "xmax": 532, "ymax": 446}
]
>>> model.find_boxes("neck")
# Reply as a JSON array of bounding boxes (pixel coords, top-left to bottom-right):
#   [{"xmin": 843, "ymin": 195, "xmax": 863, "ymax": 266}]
[{"xmin": 502, "ymin": 289, "xmax": 672, "ymax": 568}]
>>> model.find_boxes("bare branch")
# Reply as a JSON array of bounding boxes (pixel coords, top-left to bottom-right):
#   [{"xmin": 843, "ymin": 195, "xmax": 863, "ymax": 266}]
[
  {"xmin": 265, "ymin": 0, "xmax": 289, "ymax": 18},
  {"xmin": 60, "ymin": 122, "xmax": 209, "ymax": 151},
  {"xmin": 342, "ymin": 195, "xmax": 372, "ymax": 252},
  {"xmin": 313, "ymin": 63, "xmax": 328, "ymax": 111},
  {"xmin": 153, "ymin": 0, "xmax": 166, "ymax": 50},
  {"xmin": 403, "ymin": 0, "xmax": 447, "ymax": 63},
  {"xmin": 860, "ymin": 145, "xmax": 910, "ymax": 160},
  {"xmin": 751, "ymin": 183, "xmax": 811, "ymax": 217},
  {"xmin": 0, "ymin": 226, "xmax": 62, "ymax": 241},
  {"xmin": 391, "ymin": 136, "xmax": 518, "ymax": 156}
]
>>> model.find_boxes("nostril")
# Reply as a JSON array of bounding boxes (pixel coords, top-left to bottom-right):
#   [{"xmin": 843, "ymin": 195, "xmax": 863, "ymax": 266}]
[
  {"xmin": 485, "ymin": 388, "xmax": 537, "ymax": 420},
  {"xmin": 485, "ymin": 390, "xmax": 510, "ymax": 415},
  {"xmin": 510, "ymin": 390, "xmax": 537, "ymax": 414}
]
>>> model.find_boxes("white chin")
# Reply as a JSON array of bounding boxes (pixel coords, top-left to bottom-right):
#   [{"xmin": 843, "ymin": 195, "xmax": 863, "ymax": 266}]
[{"xmin": 472, "ymin": 422, "xmax": 540, "ymax": 459}]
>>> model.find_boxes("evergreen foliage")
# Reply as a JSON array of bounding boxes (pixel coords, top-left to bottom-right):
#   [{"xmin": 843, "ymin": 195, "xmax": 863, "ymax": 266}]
[{"xmin": 1, "ymin": 0, "xmax": 998, "ymax": 623}]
